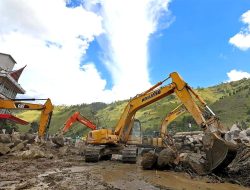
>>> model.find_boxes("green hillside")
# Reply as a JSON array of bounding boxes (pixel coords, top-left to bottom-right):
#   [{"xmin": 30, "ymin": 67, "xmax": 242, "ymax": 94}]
[{"xmin": 15, "ymin": 78, "xmax": 250, "ymax": 137}]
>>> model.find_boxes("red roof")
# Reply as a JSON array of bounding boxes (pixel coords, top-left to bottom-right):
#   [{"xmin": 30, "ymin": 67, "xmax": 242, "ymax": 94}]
[
  {"xmin": 10, "ymin": 65, "xmax": 26, "ymax": 82},
  {"xmin": 0, "ymin": 114, "xmax": 29, "ymax": 125}
]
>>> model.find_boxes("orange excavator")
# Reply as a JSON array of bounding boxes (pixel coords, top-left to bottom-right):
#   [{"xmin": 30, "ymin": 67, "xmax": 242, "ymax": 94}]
[
  {"xmin": 61, "ymin": 112, "xmax": 97, "ymax": 134},
  {"xmin": 52, "ymin": 112, "xmax": 97, "ymax": 146}
]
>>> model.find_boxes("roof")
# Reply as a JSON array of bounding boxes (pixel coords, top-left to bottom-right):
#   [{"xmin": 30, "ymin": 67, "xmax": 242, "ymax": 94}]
[
  {"xmin": 0, "ymin": 52, "xmax": 16, "ymax": 64},
  {"xmin": 10, "ymin": 65, "xmax": 26, "ymax": 82},
  {"xmin": 0, "ymin": 114, "xmax": 29, "ymax": 125}
]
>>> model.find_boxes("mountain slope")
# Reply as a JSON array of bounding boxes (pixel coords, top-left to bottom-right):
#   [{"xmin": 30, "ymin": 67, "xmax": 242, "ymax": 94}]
[{"xmin": 15, "ymin": 78, "xmax": 250, "ymax": 137}]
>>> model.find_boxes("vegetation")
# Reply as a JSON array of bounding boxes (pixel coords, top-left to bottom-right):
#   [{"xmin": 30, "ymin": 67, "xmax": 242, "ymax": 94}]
[{"xmin": 13, "ymin": 78, "xmax": 250, "ymax": 137}]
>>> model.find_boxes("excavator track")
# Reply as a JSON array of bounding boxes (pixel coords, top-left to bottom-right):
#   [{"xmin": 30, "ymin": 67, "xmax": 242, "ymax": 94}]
[
  {"xmin": 85, "ymin": 145, "xmax": 103, "ymax": 162},
  {"xmin": 122, "ymin": 146, "xmax": 138, "ymax": 163}
]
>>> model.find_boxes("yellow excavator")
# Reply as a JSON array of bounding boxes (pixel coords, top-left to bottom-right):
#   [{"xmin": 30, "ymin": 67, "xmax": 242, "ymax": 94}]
[
  {"xmin": 142, "ymin": 104, "xmax": 186, "ymax": 149},
  {"xmin": 0, "ymin": 98, "xmax": 54, "ymax": 138},
  {"xmin": 85, "ymin": 72, "xmax": 237, "ymax": 172},
  {"xmin": 140, "ymin": 104, "xmax": 186, "ymax": 157}
]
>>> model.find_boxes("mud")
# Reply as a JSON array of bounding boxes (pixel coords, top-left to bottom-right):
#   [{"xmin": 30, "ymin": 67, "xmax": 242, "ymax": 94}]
[{"xmin": 0, "ymin": 154, "xmax": 249, "ymax": 190}]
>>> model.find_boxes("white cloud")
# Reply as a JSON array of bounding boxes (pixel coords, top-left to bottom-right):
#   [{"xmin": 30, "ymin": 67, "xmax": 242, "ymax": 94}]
[
  {"xmin": 0, "ymin": 0, "xmax": 172, "ymax": 105},
  {"xmin": 229, "ymin": 10, "xmax": 250, "ymax": 50},
  {"xmin": 0, "ymin": 0, "xmax": 110, "ymax": 105},
  {"xmin": 85, "ymin": 0, "xmax": 172, "ymax": 100},
  {"xmin": 227, "ymin": 69, "xmax": 250, "ymax": 82}
]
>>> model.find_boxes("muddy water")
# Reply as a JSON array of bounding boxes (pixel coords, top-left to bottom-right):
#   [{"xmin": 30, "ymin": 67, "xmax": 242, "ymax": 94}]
[
  {"xmin": 93, "ymin": 162, "xmax": 249, "ymax": 190},
  {"xmin": 0, "ymin": 155, "xmax": 249, "ymax": 190}
]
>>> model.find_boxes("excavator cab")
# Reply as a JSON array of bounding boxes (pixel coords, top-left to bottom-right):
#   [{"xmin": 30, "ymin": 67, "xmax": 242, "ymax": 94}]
[{"xmin": 127, "ymin": 119, "xmax": 142, "ymax": 145}]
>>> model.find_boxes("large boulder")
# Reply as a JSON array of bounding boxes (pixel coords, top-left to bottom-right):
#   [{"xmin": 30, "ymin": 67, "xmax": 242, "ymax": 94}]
[
  {"xmin": 141, "ymin": 151, "xmax": 158, "ymax": 170},
  {"xmin": 157, "ymin": 147, "xmax": 178, "ymax": 169},
  {"xmin": 52, "ymin": 136, "xmax": 64, "ymax": 147},
  {"xmin": 180, "ymin": 153, "xmax": 207, "ymax": 175}
]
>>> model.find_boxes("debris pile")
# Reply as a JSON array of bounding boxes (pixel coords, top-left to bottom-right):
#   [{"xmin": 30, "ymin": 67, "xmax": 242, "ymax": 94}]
[
  {"xmin": 225, "ymin": 124, "xmax": 250, "ymax": 145},
  {"xmin": 0, "ymin": 132, "xmax": 85, "ymax": 159},
  {"xmin": 227, "ymin": 144, "xmax": 250, "ymax": 186},
  {"xmin": 0, "ymin": 133, "xmax": 35, "ymax": 156},
  {"xmin": 173, "ymin": 131, "xmax": 204, "ymax": 153},
  {"xmin": 141, "ymin": 125, "xmax": 250, "ymax": 183}
]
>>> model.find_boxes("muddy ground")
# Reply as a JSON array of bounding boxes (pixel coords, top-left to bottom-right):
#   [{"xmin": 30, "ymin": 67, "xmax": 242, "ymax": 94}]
[{"xmin": 0, "ymin": 154, "xmax": 249, "ymax": 190}]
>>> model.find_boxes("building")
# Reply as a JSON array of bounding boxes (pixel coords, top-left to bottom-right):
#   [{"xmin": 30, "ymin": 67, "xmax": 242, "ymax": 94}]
[
  {"xmin": 0, "ymin": 53, "xmax": 25, "ymax": 100},
  {"xmin": 0, "ymin": 53, "xmax": 29, "ymax": 128}
]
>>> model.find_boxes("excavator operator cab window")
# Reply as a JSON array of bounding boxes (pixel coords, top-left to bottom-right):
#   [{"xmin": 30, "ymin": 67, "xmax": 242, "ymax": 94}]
[{"xmin": 130, "ymin": 119, "xmax": 142, "ymax": 137}]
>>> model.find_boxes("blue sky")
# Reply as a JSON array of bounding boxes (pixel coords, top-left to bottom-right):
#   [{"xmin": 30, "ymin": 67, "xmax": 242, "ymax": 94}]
[
  {"xmin": 85, "ymin": 0, "xmax": 250, "ymax": 88},
  {"xmin": 1, "ymin": 0, "xmax": 250, "ymax": 104}
]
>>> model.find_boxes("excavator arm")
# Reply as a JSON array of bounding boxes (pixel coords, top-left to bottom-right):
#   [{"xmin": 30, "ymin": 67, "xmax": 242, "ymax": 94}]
[
  {"xmin": 0, "ymin": 99, "xmax": 53, "ymax": 138},
  {"xmin": 62, "ymin": 112, "xmax": 97, "ymax": 134}
]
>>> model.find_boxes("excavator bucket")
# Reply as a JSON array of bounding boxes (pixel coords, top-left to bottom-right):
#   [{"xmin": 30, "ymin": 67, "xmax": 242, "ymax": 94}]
[{"xmin": 202, "ymin": 133, "xmax": 237, "ymax": 172}]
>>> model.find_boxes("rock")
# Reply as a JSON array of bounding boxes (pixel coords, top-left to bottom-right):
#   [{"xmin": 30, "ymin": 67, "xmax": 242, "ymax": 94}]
[
  {"xmin": 224, "ymin": 132, "xmax": 237, "ymax": 145},
  {"xmin": 20, "ymin": 133, "xmax": 36, "ymax": 143},
  {"xmin": 228, "ymin": 145, "xmax": 250, "ymax": 187},
  {"xmin": 0, "ymin": 143, "xmax": 11, "ymax": 155},
  {"xmin": 17, "ymin": 145, "xmax": 53, "ymax": 159},
  {"xmin": 141, "ymin": 151, "xmax": 158, "ymax": 170},
  {"xmin": 178, "ymin": 153, "xmax": 188, "ymax": 163},
  {"xmin": 225, "ymin": 132, "xmax": 232, "ymax": 141},
  {"xmin": 245, "ymin": 128, "xmax": 250, "ymax": 136},
  {"xmin": 52, "ymin": 136, "xmax": 64, "ymax": 147},
  {"xmin": 42, "ymin": 140, "xmax": 55, "ymax": 149},
  {"xmin": 75, "ymin": 140, "xmax": 86, "ymax": 155},
  {"xmin": 238, "ymin": 131, "xmax": 250, "ymax": 143},
  {"xmin": 59, "ymin": 146, "xmax": 69, "ymax": 156},
  {"xmin": 19, "ymin": 149, "xmax": 47, "ymax": 159},
  {"xmin": 11, "ymin": 140, "xmax": 28, "ymax": 152},
  {"xmin": 15, "ymin": 178, "xmax": 36, "ymax": 190},
  {"xmin": 157, "ymin": 147, "xmax": 178, "ymax": 169},
  {"xmin": 229, "ymin": 124, "xmax": 241, "ymax": 138},
  {"xmin": 0, "ymin": 134, "xmax": 11, "ymax": 143},
  {"xmin": 19, "ymin": 133, "xmax": 26, "ymax": 141},
  {"xmin": 11, "ymin": 132, "xmax": 21, "ymax": 143},
  {"xmin": 180, "ymin": 153, "xmax": 207, "ymax": 175},
  {"xmin": 25, "ymin": 133, "xmax": 36, "ymax": 143},
  {"xmin": 230, "ymin": 124, "xmax": 241, "ymax": 131},
  {"xmin": 174, "ymin": 143, "xmax": 182, "ymax": 150}
]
